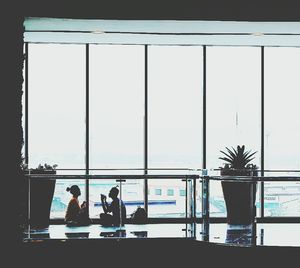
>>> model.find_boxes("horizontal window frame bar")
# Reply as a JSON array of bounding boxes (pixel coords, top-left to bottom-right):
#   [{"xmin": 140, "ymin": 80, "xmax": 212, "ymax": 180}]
[
  {"xmin": 49, "ymin": 217, "xmax": 300, "ymax": 224},
  {"xmin": 25, "ymin": 174, "xmax": 200, "ymax": 180}
]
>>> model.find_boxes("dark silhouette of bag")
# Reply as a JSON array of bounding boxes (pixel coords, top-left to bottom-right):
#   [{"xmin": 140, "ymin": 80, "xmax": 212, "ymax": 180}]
[{"xmin": 131, "ymin": 206, "xmax": 147, "ymax": 224}]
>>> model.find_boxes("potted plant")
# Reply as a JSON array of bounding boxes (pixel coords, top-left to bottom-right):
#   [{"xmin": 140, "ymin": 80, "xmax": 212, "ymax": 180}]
[
  {"xmin": 28, "ymin": 163, "xmax": 57, "ymax": 228},
  {"xmin": 219, "ymin": 145, "xmax": 258, "ymax": 225}
]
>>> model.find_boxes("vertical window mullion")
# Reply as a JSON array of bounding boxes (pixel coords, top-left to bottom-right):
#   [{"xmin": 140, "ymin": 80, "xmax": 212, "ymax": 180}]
[
  {"xmin": 185, "ymin": 177, "xmax": 188, "ymax": 219},
  {"xmin": 203, "ymin": 45, "xmax": 206, "ymax": 171},
  {"xmin": 144, "ymin": 45, "xmax": 148, "ymax": 215},
  {"xmin": 261, "ymin": 46, "xmax": 265, "ymax": 218},
  {"xmin": 25, "ymin": 43, "xmax": 29, "ymax": 165},
  {"xmin": 86, "ymin": 44, "xmax": 90, "ymax": 216},
  {"xmin": 202, "ymin": 45, "xmax": 208, "ymax": 220}
]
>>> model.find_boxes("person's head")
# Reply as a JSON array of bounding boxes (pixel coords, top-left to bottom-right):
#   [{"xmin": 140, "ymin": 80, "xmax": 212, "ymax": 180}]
[
  {"xmin": 109, "ymin": 187, "xmax": 119, "ymax": 199},
  {"xmin": 66, "ymin": 185, "xmax": 81, "ymax": 197}
]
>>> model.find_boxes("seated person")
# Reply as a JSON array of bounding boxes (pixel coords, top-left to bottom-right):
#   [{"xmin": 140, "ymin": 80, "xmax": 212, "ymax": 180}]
[
  {"xmin": 65, "ymin": 185, "xmax": 91, "ymax": 226},
  {"xmin": 99, "ymin": 187, "xmax": 127, "ymax": 227}
]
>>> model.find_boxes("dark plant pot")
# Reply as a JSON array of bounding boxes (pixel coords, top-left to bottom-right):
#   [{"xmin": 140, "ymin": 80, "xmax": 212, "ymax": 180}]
[
  {"xmin": 29, "ymin": 170, "xmax": 56, "ymax": 228},
  {"xmin": 221, "ymin": 169, "xmax": 257, "ymax": 225}
]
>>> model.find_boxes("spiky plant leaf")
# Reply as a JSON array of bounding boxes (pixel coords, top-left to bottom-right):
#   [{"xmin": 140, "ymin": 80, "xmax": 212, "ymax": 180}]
[
  {"xmin": 219, "ymin": 157, "xmax": 234, "ymax": 163},
  {"xmin": 219, "ymin": 145, "xmax": 257, "ymax": 169},
  {"xmin": 225, "ymin": 147, "xmax": 237, "ymax": 160},
  {"xmin": 220, "ymin": 150, "xmax": 234, "ymax": 161}
]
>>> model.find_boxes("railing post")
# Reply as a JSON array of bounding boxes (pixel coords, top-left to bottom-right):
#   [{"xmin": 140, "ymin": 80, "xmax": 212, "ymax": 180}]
[
  {"xmin": 85, "ymin": 44, "xmax": 90, "ymax": 217},
  {"xmin": 116, "ymin": 178, "xmax": 126, "ymax": 229},
  {"xmin": 251, "ymin": 178, "xmax": 257, "ymax": 245},
  {"xmin": 28, "ymin": 175, "xmax": 31, "ymax": 235},
  {"xmin": 202, "ymin": 170, "xmax": 209, "ymax": 241}
]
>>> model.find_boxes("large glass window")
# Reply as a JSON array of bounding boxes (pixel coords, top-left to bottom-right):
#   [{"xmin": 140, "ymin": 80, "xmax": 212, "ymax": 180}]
[
  {"xmin": 120, "ymin": 180, "xmax": 145, "ymax": 217},
  {"xmin": 28, "ymin": 44, "xmax": 86, "ymax": 170},
  {"xmin": 264, "ymin": 47, "xmax": 300, "ymax": 216},
  {"xmin": 206, "ymin": 46, "xmax": 261, "ymax": 217},
  {"xmin": 148, "ymin": 179, "xmax": 187, "ymax": 218},
  {"xmin": 88, "ymin": 179, "xmax": 144, "ymax": 219},
  {"xmin": 51, "ymin": 178, "xmax": 86, "ymax": 219},
  {"xmin": 196, "ymin": 179, "xmax": 202, "ymax": 217},
  {"xmin": 265, "ymin": 47, "xmax": 300, "ymax": 170},
  {"xmin": 89, "ymin": 45, "xmax": 144, "ymax": 171},
  {"xmin": 89, "ymin": 179, "xmax": 120, "ymax": 218},
  {"xmin": 24, "ymin": 42, "xmax": 300, "ymax": 221},
  {"xmin": 264, "ymin": 182, "xmax": 300, "ymax": 217},
  {"xmin": 88, "ymin": 45, "xmax": 144, "ymax": 219},
  {"xmin": 148, "ymin": 46, "xmax": 203, "ymax": 169},
  {"xmin": 147, "ymin": 46, "xmax": 202, "ymax": 219}
]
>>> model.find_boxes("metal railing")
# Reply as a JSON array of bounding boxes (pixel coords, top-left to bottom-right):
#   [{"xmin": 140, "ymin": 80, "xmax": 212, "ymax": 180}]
[
  {"xmin": 24, "ymin": 171, "xmax": 300, "ymax": 245},
  {"xmin": 25, "ymin": 173, "xmax": 200, "ymax": 226},
  {"xmin": 24, "ymin": 171, "xmax": 300, "ymax": 226}
]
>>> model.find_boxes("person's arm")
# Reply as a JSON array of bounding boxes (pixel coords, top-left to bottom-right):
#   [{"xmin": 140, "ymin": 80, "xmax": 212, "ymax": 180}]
[
  {"xmin": 81, "ymin": 201, "xmax": 87, "ymax": 209},
  {"xmin": 79, "ymin": 201, "xmax": 87, "ymax": 215}
]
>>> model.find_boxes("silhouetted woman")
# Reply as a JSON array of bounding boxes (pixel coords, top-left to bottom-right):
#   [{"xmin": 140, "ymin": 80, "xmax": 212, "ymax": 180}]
[{"xmin": 65, "ymin": 185, "xmax": 91, "ymax": 226}]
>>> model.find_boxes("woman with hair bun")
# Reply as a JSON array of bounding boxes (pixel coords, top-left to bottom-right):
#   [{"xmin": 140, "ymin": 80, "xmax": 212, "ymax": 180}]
[{"xmin": 65, "ymin": 185, "xmax": 91, "ymax": 226}]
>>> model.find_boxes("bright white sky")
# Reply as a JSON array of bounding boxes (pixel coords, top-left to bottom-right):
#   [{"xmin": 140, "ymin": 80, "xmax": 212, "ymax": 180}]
[
  {"xmin": 25, "ymin": 44, "xmax": 300, "ymax": 172},
  {"xmin": 24, "ymin": 43, "xmax": 300, "ymax": 219}
]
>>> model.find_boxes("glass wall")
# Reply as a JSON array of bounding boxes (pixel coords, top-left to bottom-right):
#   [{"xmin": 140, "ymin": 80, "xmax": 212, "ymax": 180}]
[
  {"xmin": 89, "ymin": 179, "xmax": 119, "ymax": 218},
  {"xmin": 89, "ymin": 45, "xmax": 144, "ymax": 171},
  {"xmin": 206, "ymin": 46, "xmax": 261, "ymax": 217},
  {"xmin": 148, "ymin": 179, "xmax": 186, "ymax": 218},
  {"xmin": 24, "ymin": 43, "xmax": 300, "ymax": 220},
  {"xmin": 28, "ymin": 44, "xmax": 86, "ymax": 170},
  {"xmin": 51, "ymin": 179, "xmax": 86, "ymax": 219},
  {"xmin": 120, "ymin": 180, "xmax": 145, "ymax": 217},
  {"xmin": 88, "ymin": 179, "xmax": 145, "ymax": 218},
  {"xmin": 148, "ymin": 46, "xmax": 203, "ymax": 169},
  {"xmin": 88, "ymin": 45, "xmax": 145, "ymax": 218},
  {"xmin": 196, "ymin": 179, "xmax": 202, "ymax": 217},
  {"xmin": 147, "ymin": 46, "xmax": 202, "ymax": 218},
  {"xmin": 264, "ymin": 47, "xmax": 300, "ymax": 216}
]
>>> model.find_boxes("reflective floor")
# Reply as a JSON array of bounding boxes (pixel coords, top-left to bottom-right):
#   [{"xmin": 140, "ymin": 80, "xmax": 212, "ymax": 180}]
[
  {"xmin": 197, "ymin": 223, "xmax": 300, "ymax": 247},
  {"xmin": 23, "ymin": 223, "xmax": 300, "ymax": 247},
  {"xmin": 23, "ymin": 223, "xmax": 192, "ymax": 241}
]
